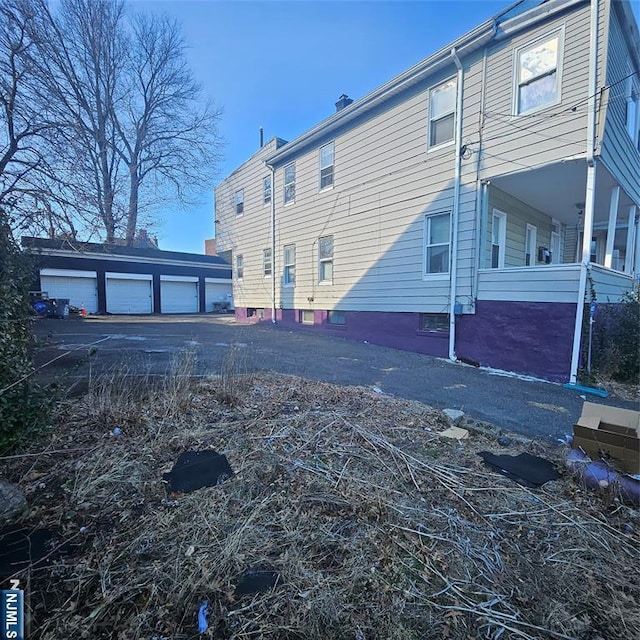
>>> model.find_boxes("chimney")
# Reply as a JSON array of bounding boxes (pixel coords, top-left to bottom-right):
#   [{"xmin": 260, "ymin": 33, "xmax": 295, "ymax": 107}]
[
  {"xmin": 335, "ymin": 94, "xmax": 353, "ymax": 112},
  {"xmin": 259, "ymin": 126, "xmax": 264, "ymax": 148}
]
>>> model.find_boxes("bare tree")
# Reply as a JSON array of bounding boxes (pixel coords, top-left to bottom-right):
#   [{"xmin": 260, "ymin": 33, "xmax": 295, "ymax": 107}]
[
  {"xmin": 23, "ymin": 0, "xmax": 222, "ymax": 246},
  {"xmin": 0, "ymin": 0, "xmax": 50, "ymax": 223},
  {"xmin": 115, "ymin": 13, "xmax": 222, "ymax": 244}
]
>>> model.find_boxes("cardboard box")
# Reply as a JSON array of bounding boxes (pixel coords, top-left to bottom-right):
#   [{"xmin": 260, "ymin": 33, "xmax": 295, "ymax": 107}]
[{"xmin": 573, "ymin": 402, "xmax": 640, "ymax": 475}]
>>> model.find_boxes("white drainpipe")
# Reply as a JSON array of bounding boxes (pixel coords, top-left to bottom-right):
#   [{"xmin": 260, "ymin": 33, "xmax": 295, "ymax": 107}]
[
  {"xmin": 569, "ymin": 0, "xmax": 599, "ymax": 384},
  {"xmin": 449, "ymin": 47, "xmax": 464, "ymax": 361},
  {"xmin": 268, "ymin": 164, "xmax": 277, "ymax": 324}
]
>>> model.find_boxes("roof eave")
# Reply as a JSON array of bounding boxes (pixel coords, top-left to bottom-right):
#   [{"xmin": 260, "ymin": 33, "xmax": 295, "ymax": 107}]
[{"xmin": 265, "ymin": 19, "xmax": 497, "ymax": 167}]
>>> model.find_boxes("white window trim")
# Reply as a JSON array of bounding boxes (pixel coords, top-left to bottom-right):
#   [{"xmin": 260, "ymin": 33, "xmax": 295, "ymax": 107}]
[
  {"xmin": 319, "ymin": 141, "xmax": 335, "ymax": 192},
  {"xmin": 318, "ymin": 235, "xmax": 334, "ymax": 285},
  {"xmin": 422, "ymin": 211, "xmax": 451, "ymax": 279},
  {"xmin": 427, "ymin": 76, "xmax": 457, "ymax": 153},
  {"xmin": 236, "ymin": 255, "xmax": 244, "ymax": 280},
  {"xmin": 525, "ymin": 223, "xmax": 537, "ymax": 266},
  {"xmin": 491, "ymin": 209, "xmax": 507, "ymax": 269},
  {"xmin": 550, "ymin": 218, "xmax": 562, "ymax": 264},
  {"xmin": 284, "ymin": 162, "xmax": 296, "ymax": 206},
  {"xmin": 283, "ymin": 244, "xmax": 295, "ymax": 287},
  {"xmin": 512, "ymin": 26, "xmax": 565, "ymax": 118},
  {"xmin": 625, "ymin": 68, "xmax": 640, "ymax": 148},
  {"xmin": 263, "ymin": 176, "xmax": 272, "ymax": 207},
  {"xmin": 263, "ymin": 248, "xmax": 272, "ymax": 278},
  {"xmin": 235, "ymin": 189, "xmax": 244, "ymax": 216}
]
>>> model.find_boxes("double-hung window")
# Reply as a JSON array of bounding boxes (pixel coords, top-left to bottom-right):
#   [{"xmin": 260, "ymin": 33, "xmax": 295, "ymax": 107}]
[
  {"xmin": 515, "ymin": 33, "xmax": 561, "ymax": 115},
  {"xmin": 235, "ymin": 189, "xmax": 244, "ymax": 215},
  {"xmin": 319, "ymin": 142, "xmax": 334, "ymax": 189},
  {"xmin": 263, "ymin": 248, "xmax": 272, "ymax": 277},
  {"xmin": 284, "ymin": 163, "xmax": 296, "ymax": 204},
  {"xmin": 263, "ymin": 176, "xmax": 272, "ymax": 206},
  {"xmin": 318, "ymin": 235, "xmax": 334, "ymax": 283},
  {"xmin": 491, "ymin": 210, "xmax": 507, "ymax": 269},
  {"xmin": 429, "ymin": 79, "xmax": 456, "ymax": 148},
  {"xmin": 236, "ymin": 255, "xmax": 244, "ymax": 280},
  {"xmin": 424, "ymin": 212, "xmax": 450, "ymax": 275},
  {"xmin": 626, "ymin": 70, "xmax": 640, "ymax": 150},
  {"xmin": 283, "ymin": 244, "xmax": 295, "ymax": 285}
]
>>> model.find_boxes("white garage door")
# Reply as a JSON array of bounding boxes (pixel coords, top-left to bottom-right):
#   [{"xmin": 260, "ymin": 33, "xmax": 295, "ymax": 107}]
[
  {"xmin": 40, "ymin": 269, "xmax": 98, "ymax": 313},
  {"xmin": 106, "ymin": 274, "xmax": 153, "ymax": 315},
  {"xmin": 161, "ymin": 278, "xmax": 199, "ymax": 314},
  {"xmin": 205, "ymin": 280, "xmax": 233, "ymax": 311}
]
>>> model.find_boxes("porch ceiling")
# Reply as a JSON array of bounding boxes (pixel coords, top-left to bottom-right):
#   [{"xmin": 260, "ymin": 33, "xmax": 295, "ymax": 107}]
[{"xmin": 489, "ymin": 159, "xmax": 634, "ymax": 226}]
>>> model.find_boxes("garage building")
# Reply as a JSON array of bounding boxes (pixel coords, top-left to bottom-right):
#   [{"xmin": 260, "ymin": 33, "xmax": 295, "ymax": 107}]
[{"xmin": 23, "ymin": 237, "xmax": 232, "ymax": 315}]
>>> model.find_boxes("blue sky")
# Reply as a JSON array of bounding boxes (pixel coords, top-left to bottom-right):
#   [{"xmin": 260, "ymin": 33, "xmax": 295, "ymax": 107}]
[{"xmin": 133, "ymin": 0, "xmax": 639, "ymax": 254}]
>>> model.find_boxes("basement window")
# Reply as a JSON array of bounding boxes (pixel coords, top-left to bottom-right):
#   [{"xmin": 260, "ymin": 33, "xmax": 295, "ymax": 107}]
[
  {"xmin": 300, "ymin": 310, "xmax": 314, "ymax": 324},
  {"xmin": 419, "ymin": 313, "xmax": 449, "ymax": 333},
  {"xmin": 327, "ymin": 310, "xmax": 346, "ymax": 325}
]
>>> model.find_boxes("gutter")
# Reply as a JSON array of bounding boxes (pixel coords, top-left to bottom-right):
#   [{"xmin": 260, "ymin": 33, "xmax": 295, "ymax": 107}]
[
  {"xmin": 449, "ymin": 47, "xmax": 464, "ymax": 362},
  {"xmin": 269, "ymin": 164, "xmax": 277, "ymax": 324},
  {"xmin": 569, "ymin": 0, "xmax": 599, "ymax": 384},
  {"xmin": 266, "ymin": 22, "xmax": 496, "ymax": 167}
]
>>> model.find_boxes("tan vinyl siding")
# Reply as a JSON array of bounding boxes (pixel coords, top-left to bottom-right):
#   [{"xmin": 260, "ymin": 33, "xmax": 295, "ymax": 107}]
[
  {"xmin": 599, "ymin": 1, "xmax": 640, "ymax": 205},
  {"xmin": 214, "ymin": 139, "xmax": 280, "ymax": 309},
  {"xmin": 480, "ymin": 3, "xmax": 592, "ymax": 176},
  {"xmin": 486, "ymin": 187, "xmax": 554, "ymax": 268}
]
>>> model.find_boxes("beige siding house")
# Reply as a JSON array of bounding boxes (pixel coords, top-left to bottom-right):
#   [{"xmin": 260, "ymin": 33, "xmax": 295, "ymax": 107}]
[{"xmin": 215, "ymin": 0, "xmax": 639, "ymax": 382}]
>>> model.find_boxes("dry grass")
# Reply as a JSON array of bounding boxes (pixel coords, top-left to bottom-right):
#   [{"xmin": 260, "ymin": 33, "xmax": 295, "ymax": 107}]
[{"xmin": 2, "ymin": 357, "xmax": 639, "ymax": 640}]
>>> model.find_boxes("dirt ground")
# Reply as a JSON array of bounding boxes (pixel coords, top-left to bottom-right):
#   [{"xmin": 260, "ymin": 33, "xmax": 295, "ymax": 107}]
[{"xmin": 2, "ymin": 360, "xmax": 638, "ymax": 640}]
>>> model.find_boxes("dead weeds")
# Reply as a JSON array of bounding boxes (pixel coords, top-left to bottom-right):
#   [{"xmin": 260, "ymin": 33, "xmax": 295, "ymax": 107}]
[{"xmin": 1, "ymin": 365, "xmax": 639, "ymax": 640}]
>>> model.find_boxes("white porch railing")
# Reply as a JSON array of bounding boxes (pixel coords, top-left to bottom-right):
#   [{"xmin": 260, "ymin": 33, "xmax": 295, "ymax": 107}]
[
  {"xmin": 477, "ymin": 264, "xmax": 582, "ymax": 303},
  {"xmin": 589, "ymin": 263, "xmax": 635, "ymax": 302},
  {"xmin": 477, "ymin": 263, "xmax": 635, "ymax": 304}
]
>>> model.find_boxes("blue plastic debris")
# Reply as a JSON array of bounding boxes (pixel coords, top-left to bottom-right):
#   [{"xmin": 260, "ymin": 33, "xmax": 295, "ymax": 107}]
[
  {"xmin": 563, "ymin": 382, "xmax": 608, "ymax": 398},
  {"xmin": 198, "ymin": 599, "xmax": 209, "ymax": 634}
]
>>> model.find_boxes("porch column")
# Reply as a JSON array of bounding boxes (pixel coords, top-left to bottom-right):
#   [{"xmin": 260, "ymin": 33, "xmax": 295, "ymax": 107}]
[
  {"xmin": 604, "ymin": 186, "xmax": 620, "ymax": 268},
  {"xmin": 625, "ymin": 205, "xmax": 637, "ymax": 275},
  {"xmin": 569, "ymin": 161, "xmax": 597, "ymax": 384},
  {"xmin": 635, "ymin": 206, "xmax": 640, "ymax": 277}
]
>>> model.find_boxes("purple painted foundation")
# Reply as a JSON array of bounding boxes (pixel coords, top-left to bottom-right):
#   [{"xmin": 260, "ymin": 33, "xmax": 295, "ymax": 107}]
[
  {"xmin": 456, "ymin": 300, "xmax": 577, "ymax": 382},
  {"xmin": 234, "ymin": 300, "xmax": 578, "ymax": 381}
]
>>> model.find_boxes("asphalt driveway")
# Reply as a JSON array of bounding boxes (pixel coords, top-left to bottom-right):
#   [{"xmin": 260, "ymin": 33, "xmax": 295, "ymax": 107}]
[{"xmin": 31, "ymin": 314, "xmax": 638, "ymax": 443}]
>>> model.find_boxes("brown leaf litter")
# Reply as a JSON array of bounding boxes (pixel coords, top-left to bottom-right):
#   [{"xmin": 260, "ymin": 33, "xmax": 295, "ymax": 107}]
[{"xmin": 2, "ymin": 372, "xmax": 639, "ymax": 640}]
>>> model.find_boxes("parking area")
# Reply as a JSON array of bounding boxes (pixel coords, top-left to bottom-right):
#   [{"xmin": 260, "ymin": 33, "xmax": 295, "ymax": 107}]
[{"xmin": 32, "ymin": 314, "xmax": 636, "ymax": 442}]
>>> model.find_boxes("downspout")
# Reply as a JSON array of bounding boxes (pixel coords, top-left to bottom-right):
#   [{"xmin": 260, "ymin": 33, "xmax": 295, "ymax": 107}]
[
  {"xmin": 569, "ymin": 0, "xmax": 599, "ymax": 384},
  {"xmin": 449, "ymin": 47, "xmax": 464, "ymax": 361},
  {"xmin": 268, "ymin": 164, "xmax": 277, "ymax": 324}
]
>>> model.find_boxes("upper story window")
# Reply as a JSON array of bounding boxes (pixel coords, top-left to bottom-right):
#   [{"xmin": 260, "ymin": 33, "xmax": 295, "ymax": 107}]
[
  {"xmin": 429, "ymin": 79, "xmax": 456, "ymax": 148},
  {"xmin": 318, "ymin": 235, "xmax": 334, "ymax": 283},
  {"xmin": 284, "ymin": 163, "xmax": 296, "ymax": 204},
  {"xmin": 283, "ymin": 244, "xmax": 295, "ymax": 285},
  {"xmin": 236, "ymin": 254, "xmax": 244, "ymax": 279},
  {"xmin": 235, "ymin": 189, "xmax": 244, "ymax": 216},
  {"xmin": 625, "ymin": 71, "xmax": 640, "ymax": 150},
  {"xmin": 319, "ymin": 142, "xmax": 334, "ymax": 189},
  {"xmin": 424, "ymin": 212, "xmax": 450, "ymax": 275},
  {"xmin": 263, "ymin": 248, "xmax": 272, "ymax": 277},
  {"xmin": 515, "ymin": 33, "xmax": 561, "ymax": 115},
  {"xmin": 263, "ymin": 176, "xmax": 272, "ymax": 205}
]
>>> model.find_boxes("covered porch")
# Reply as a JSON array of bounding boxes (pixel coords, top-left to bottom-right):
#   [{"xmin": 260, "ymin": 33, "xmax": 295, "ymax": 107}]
[
  {"xmin": 464, "ymin": 158, "xmax": 637, "ymax": 383},
  {"xmin": 478, "ymin": 158, "xmax": 638, "ymax": 303}
]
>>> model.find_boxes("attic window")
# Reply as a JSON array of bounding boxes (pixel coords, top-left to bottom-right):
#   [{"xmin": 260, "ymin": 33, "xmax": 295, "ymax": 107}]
[{"xmin": 515, "ymin": 33, "xmax": 561, "ymax": 115}]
